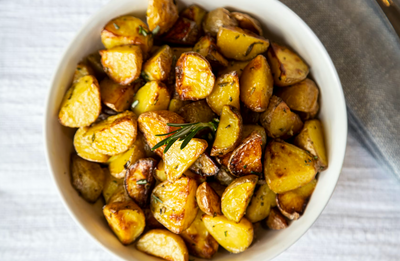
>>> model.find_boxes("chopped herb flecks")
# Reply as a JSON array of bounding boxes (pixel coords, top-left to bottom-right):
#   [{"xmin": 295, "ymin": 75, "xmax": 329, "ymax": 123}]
[
  {"xmin": 113, "ymin": 23, "xmax": 120, "ymax": 30},
  {"xmin": 131, "ymin": 100, "xmax": 139, "ymax": 109},
  {"xmin": 136, "ymin": 179, "xmax": 148, "ymax": 185}
]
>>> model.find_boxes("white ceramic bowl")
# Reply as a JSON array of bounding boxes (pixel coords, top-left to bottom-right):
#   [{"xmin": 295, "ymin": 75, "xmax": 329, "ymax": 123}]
[{"xmin": 44, "ymin": 0, "xmax": 347, "ymax": 260}]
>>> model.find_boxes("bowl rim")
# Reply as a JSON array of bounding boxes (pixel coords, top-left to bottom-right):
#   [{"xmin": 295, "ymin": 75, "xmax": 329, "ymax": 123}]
[{"xmin": 43, "ymin": 0, "xmax": 348, "ymax": 260}]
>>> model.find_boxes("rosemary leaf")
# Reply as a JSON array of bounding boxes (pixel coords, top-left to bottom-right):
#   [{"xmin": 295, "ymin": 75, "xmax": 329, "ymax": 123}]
[
  {"xmin": 136, "ymin": 179, "xmax": 148, "ymax": 185},
  {"xmin": 245, "ymin": 41, "xmax": 264, "ymax": 56},
  {"xmin": 152, "ymin": 194, "xmax": 163, "ymax": 203}
]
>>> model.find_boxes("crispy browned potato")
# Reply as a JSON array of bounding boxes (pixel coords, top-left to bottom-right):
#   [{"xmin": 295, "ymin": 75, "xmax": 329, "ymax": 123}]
[
  {"xmin": 181, "ymin": 4, "xmax": 207, "ymax": 31},
  {"xmin": 215, "ymin": 166, "xmax": 236, "ymax": 186},
  {"xmin": 217, "ymin": 26, "xmax": 269, "ymax": 61},
  {"xmin": 144, "ymin": 208, "xmax": 164, "ymax": 229},
  {"xmin": 99, "ymin": 78, "xmax": 137, "ymax": 112},
  {"xmin": 218, "ymin": 60, "xmax": 250, "ymax": 77},
  {"xmin": 103, "ymin": 169, "xmax": 123, "ymax": 203},
  {"xmin": 71, "ymin": 154, "xmax": 105, "ymax": 203},
  {"xmin": 74, "ymin": 127, "xmax": 110, "ymax": 163},
  {"xmin": 206, "ymin": 71, "xmax": 240, "ymax": 115},
  {"xmin": 266, "ymin": 207, "xmax": 288, "ymax": 230},
  {"xmin": 240, "ymin": 55, "xmax": 273, "ymax": 112},
  {"xmin": 101, "ymin": 15, "xmax": 153, "ymax": 54},
  {"xmin": 164, "ymin": 17, "xmax": 200, "ymax": 45},
  {"xmin": 151, "ymin": 177, "xmax": 198, "ymax": 234},
  {"xmin": 294, "ymin": 119, "xmax": 328, "ymax": 170},
  {"xmin": 86, "ymin": 51, "xmax": 107, "ymax": 79},
  {"xmin": 193, "ymin": 35, "xmax": 228, "ymax": 70},
  {"xmin": 176, "ymin": 52, "xmax": 215, "ymax": 101},
  {"xmin": 180, "ymin": 211, "xmax": 219, "ymax": 259},
  {"xmin": 264, "ymin": 140, "xmax": 317, "ymax": 194},
  {"xmin": 221, "ymin": 175, "xmax": 258, "ymax": 222},
  {"xmin": 178, "ymin": 100, "xmax": 216, "ymax": 123},
  {"xmin": 267, "ymin": 42, "xmax": 309, "ymax": 87},
  {"xmin": 83, "ymin": 111, "xmax": 138, "ymax": 156},
  {"xmin": 203, "ymin": 214, "xmax": 253, "ymax": 254},
  {"xmin": 154, "ymin": 160, "xmax": 206, "ymax": 185},
  {"xmin": 231, "ymin": 12, "xmax": 263, "ymax": 35},
  {"xmin": 100, "ymin": 45, "xmax": 143, "ymax": 85},
  {"xmin": 142, "ymin": 45, "xmax": 173, "ymax": 82},
  {"xmin": 103, "ymin": 199, "xmax": 145, "ymax": 245},
  {"xmin": 189, "ymin": 153, "xmax": 219, "ymax": 176},
  {"xmin": 131, "ymin": 81, "xmax": 171, "ymax": 116},
  {"xmin": 147, "ymin": 0, "xmax": 179, "ymax": 35},
  {"xmin": 242, "ymin": 124, "xmax": 267, "ymax": 149},
  {"xmin": 73, "ymin": 61, "xmax": 95, "ymax": 83},
  {"xmin": 245, "ymin": 183, "xmax": 276, "ymax": 223},
  {"xmin": 59, "ymin": 75, "xmax": 101, "ymax": 128},
  {"xmin": 196, "ymin": 182, "xmax": 222, "ymax": 216},
  {"xmin": 208, "ymin": 181, "xmax": 227, "ymax": 197},
  {"xmin": 137, "ymin": 229, "xmax": 189, "ymax": 261},
  {"xmin": 211, "ymin": 105, "xmax": 242, "ymax": 156},
  {"xmin": 202, "ymin": 8, "xmax": 238, "ymax": 37},
  {"xmin": 260, "ymin": 96, "xmax": 303, "ymax": 139}
]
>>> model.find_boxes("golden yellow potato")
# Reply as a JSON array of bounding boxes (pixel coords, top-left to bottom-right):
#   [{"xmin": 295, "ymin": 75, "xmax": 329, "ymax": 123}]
[
  {"xmin": 206, "ymin": 71, "xmax": 240, "ymax": 115},
  {"xmin": 267, "ymin": 42, "xmax": 309, "ymax": 87},
  {"xmin": 294, "ymin": 119, "xmax": 328, "ymax": 170},
  {"xmin": 84, "ymin": 111, "xmax": 138, "ymax": 156},
  {"xmin": 163, "ymin": 138, "xmax": 208, "ymax": 182},
  {"xmin": 218, "ymin": 60, "xmax": 250, "ymax": 77},
  {"xmin": 71, "ymin": 154, "xmax": 105, "ymax": 203},
  {"xmin": 137, "ymin": 229, "xmax": 189, "ymax": 261},
  {"xmin": 155, "ymin": 160, "xmax": 206, "ymax": 185},
  {"xmin": 142, "ymin": 45, "xmax": 173, "ymax": 82},
  {"xmin": 211, "ymin": 105, "xmax": 242, "ymax": 156},
  {"xmin": 260, "ymin": 95, "xmax": 303, "ymax": 139},
  {"xmin": 131, "ymin": 81, "xmax": 171, "ymax": 116},
  {"xmin": 202, "ymin": 8, "xmax": 238, "ymax": 37},
  {"xmin": 147, "ymin": 0, "xmax": 179, "ymax": 35},
  {"xmin": 189, "ymin": 153, "xmax": 219, "ymax": 176},
  {"xmin": 242, "ymin": 124, "xmax": 267, "ymax": 149},
  {"xmin": 100, "ymin": 45, "xmax": 143, "ymax": 85},
  {"xmin": 103, "ymin": 169, "xmax": 123, "ymax": 203},
  {"xmin": 180, "ymin": 211, "xmax": 219, "ymax": 259},
  {"xmin": 266, "ymin": 207, "xmax": 288, "ymax": 230},
  {"xmin": 202, "ymin": 214, "xmax": 253, "ymax": 254},
  {"xmin": 264, "ymin": 140, "xmax": 317, "ymax": 194},
  {"xmin": 231, "ymin": 12, "xmax": 263, "ymax": 35},
  {"xmin": 176, "ymin": 52, "xmax": 215, "ymax": 101},
  {"xmin": 178, "ymin": 100, "xmax": 216, "ymax": 123},
  {"xmin": 196, "ymin": 182, "xmax": 222, "ymax": 216},
  {"xmin": 101, "ymin": 15, "xmax": 153, "ymax": 54},
  {"xmin": 103, "ymin": 199, "xmax": 145, "ymax": 245},
  {"xmin": 215, "ymin": 166, "xmax": 236, "ymax": 186},
  {"xmin": 245, "ymin": 183, "xmax": 276, "ymax": 223},
  {"xmin": 164, "ymin": 17, "xmax": 200, "ymax": 45},
  {"xmin": 221, "ymin": 175, "xmax": 258, "ymax": 222},
  {"xmin": 99, "ymin": 77, "xmax": 137, "ymax": 112},
  {"xmin": 59, "ymin": 75, "xmax": 101, "ymax": 128},
  {"xmin": 86, "ymin": 51, "xmax": 106, "ymax": 79},
  {"xmin": 150, "ymin": 177, "xmax": 198, "ymax": 234},
  {"xmin": 240, "ymin": 55, "xmax": 273, "ymax": 112},
  {"xmin": 193, "ymin": 35, "xmax": 228, "ymax": 70},
  {"xmin": 168, "ymin": 98, "xmax": 189, "ymax": 113},
  {"xmin": 73, "ymin": 127, "xmax": 110, "ymax": 163},
  {"xmin": 73, "ymin": 61, "xmax": 95, "ymax": 83},
  {"xmin": 181, "ymin": 4, "xmax": 207, "ymax": 30},
  {"xmin": 217, "ymin": 26, "xmax": 269, "ymax": 61}
]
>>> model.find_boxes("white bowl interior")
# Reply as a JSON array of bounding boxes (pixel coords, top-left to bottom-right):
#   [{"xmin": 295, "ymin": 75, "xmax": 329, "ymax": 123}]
[{"xmin": 44, "ymin": 0, "xmax": 347, "ymax": 260}]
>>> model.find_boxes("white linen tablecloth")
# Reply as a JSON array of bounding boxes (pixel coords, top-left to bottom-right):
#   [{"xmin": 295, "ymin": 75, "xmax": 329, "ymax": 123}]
[{"xmin": 0, "ymin": 0, "xmax": 399, "ymax": 260}]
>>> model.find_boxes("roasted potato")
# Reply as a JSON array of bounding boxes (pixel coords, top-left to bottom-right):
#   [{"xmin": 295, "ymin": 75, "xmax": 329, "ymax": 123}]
[
  {"xmin": 218, "ymin": 60, "xmax": 250, "ymax": 77},
  {"xmin": 193, "ymin": 35, "xmax": 228, "ymax": 70},
  {"xmin": 245, "ymin": 183, "xmax": 276, "ymax": 223},
  {"xmin": 180, "ymin": 210, "xmax": 219, "ymax": 259},
  {"xmin": 264, "ymin": 140, "xmax": 317, "ymax": 194},
  {"xmin": 202, "ymin": 8, "xmax": 238, "ymax": 37},
  {"xmin": 154, "ymin": 160, "xmax": 206, "ymax": 185},
  {"xmin": 101, "ymin": 15, "xmax": 153, "ymax": 54},
  {"xmin": 168, "ymin": 98, "xmax": 189, "ymax": 113},
  {"xmin": 59, "ymin": 75, "xmax": 101, "ymax": 128},
  {"xmin": 131, "ymin": 81, "xmax": 171, "ymax": 116},
  {"xmin": 86, "ymin": 51, "xmax": 107, "ymax": 79},
  {"xmin": 99, "ymin": 77, "xmax": 138, "ymax": 112},
  {"xmin": 181, "ymin": 4, "xmax": 207, "ymax": 30},
  {"xmin": 190, "ymin": 153, "xmax": 219, "ymax": 176},
  {"xmin": 215, "ymin": 166, "xmax": 236, "ymax": 186},
  {"xmin": 144, "ymin": 208, "xmax": 164, "ymax": 229},
  {"xmin": 211, "ymin": 105, "xmax": 242, "ymax": 156},
  {"xmin": 73, "ymin": 61, "xmax": 95, "ymax": 83},
  {"xmin": 147, "ymin": 0, "xmax": 179, "ymax": 35},
  {"xmin": 231, "ymin": 12, "xmax": 263, "ymax": 35},
  {"xmin": 175, "ymin": 52, "xmax": 215, "ymax": 101},
  {"xmin": 142, "ymin": 45, "xmax": 173, "ymax": 82},
  {"xmin": 267, "ymin": 42, "xmax": 309, "ymax": 87},
  {"xmin": 138, "ymin": 110, "xmax": 185, "ymax": 157},
  {"xmin": 203, "ymin": 214, "xmax": 253, "ymax": 254},
  {"xmin": 294, "ymin": 119, "xmax": 328, "ymax": 170},
  {"xmin": 137, "ymin": 229, "xmax": 189, "ymax": 261},
  {"xmin": 206, "ymin": 71, "xmax": 240, "ymax": 115},
  {"xmin": 103, "ymin": 169, "xmax": 123, "ymax": 203},
  {"xmin": 83, "ymin": 111, "xmax": 138, "ymax": 156},
  {"xmin": 73, "ymin": 127, "xmax": 110, "ymax": 163},
  {"xmin": 260, "ymin": 96, "xmax": 303, "ymax": 139},
  {"xmin": 217, "ymin": 26, "xmax": 269, "ymax": 61},
  {"xmin": 208, "ymin": 181, "xmax": 226, "ymax": 197},
  {"xmin": 103, "ymin": 199, "xmax": 146, "ymax": 245},
  {"xmin": 266, "ymin": 207, "xmax": 288, "ymax": 230},
  {"xmin": 196, "ymin": 182, "xmax": 222, "ymax": 216},
  {"xmin": 150, "ymin": 177, "xmax": 198, "ymax": 234},
  {"xmin": 242, "ymin": 124, "xmax": 267, "ymax": 149},
  {"xmin": 71, "ymin": 154, "xmax": 105, "ymax": 203},
  {"xmin": 298, "ymin": 102, "xmax": 319, "ymax": 121},
  {"xmin": 240, "ymin": 55, "xmax": 273, "ymax": 112},
  {"xmin": 221, "ymin": 175, "xmax": 258, "ymax": 222},
  {"xmin": 100, "ymin": 45, "xmax": 143, "ymax": 85},
  {"xmin": 178, "ymin": 100, "xmax": 216, "ymax": 123},
  {"xmin": 108, "ymin": 185, "xmax": 131, "ymax": 204},
  {"xmin": 164, "ymin": 17, "xmax": 200, "ymax": 45}
]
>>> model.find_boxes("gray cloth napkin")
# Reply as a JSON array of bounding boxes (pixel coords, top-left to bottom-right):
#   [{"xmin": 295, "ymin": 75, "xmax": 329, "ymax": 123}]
[{"xmin": 280, "ymin": 0, "xmax": 400, "ymax": 179}]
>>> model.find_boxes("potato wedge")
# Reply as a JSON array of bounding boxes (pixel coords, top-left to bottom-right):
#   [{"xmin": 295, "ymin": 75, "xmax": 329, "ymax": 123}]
[
  {"xmin": 208, "ymin": 181, "xmax": 226, "ymax": 197},
  {"xmin": 196, "ymin": 182, "xmax": 222, "ymax": 216},
  {"xmin": 131, "ymin": 81, "xmax": 171, "ymax": 116},
  {"xmin": 101, "ymin": 15, "xmax": 153, "ymax": 54},
  {"xmin": 181, "ymin": 5, "xmax": 207, "ymax": 30},
  {"xmin": 103, "ymin": 169, "xmax": 123, "ymax": 203},
  {"xmin": 73, "ymin": 127, "xmax": 110, "ymax": 163},
  {"xmin": 267, "ymin": 42, "xmax": 309, "ymax": 86},
  {"xmin": 142, "ymin": 45, "xmax": 173, "ymax": 82},
  {"xmin": 260, "ymin": 95, "xmax": 303, "ymax": 139},
  {"xmin": 59, "ymin": 75, "xmax": 101, "ymax": 128},
  {"xmin": 217, "ymin": 26, "xmax": 269, "ymax": 61},
  {"xmin": 245, "ymin": 183, "xmax": 276, "ymax": 223},
  {"xmin": 218, "ymin": 60, "xmax": 250, "ymax": 77},
  {"xmin": 176, "ymin": 52, "xmax": 215, "ymax": 101},
  {"xmin": 108, "ymin": 185, "xmax": 131, "ymax": 204},
  {"xmin": 240, "ymin": 55, "xmax": 273, "ymax": 112},
  {"xmin": 294, "ymin": 119, "xmax": 328, "ymax": 170},
  {"xmin": 266, "ymin": 207, "xmax": 288, "ymax": 230},
  {"xmin": 193, "ymin": 35, "xmax": 228, "ymax": 70},
  {"xmin": 202, "ymin": 8, "xmax": 238, "ymax": 37},
  {"xmin": 71, "ymin": 154, "xmax": 105, "ymax": 203},
  {"xmin": 73, "ymin": 61, "xmax": 95, "ymax": 83},
  {"xmin": 100, "ymin": 45, "xmax": 143, "ymax": 85},
  {"xmin": 211, "ymin": 105, "xmax": 242, "ymax": 156},
  {"xmin": 180, "ymin": 211, "xmax": 219, "ymax": 259},
  {"xmin": 137, "ymin": 229, "xmax": 189, "ymax": 261},
  {"xmin": 206, "ymin": 71, "xmax": 240, "ymax": 115},
  {"xmin": 83, "ymin": 111, "xmax": 137, "ymax": 156},
  {"xmin": 189, "ymin": 153, "xmax": 219, "ymax": 176},
  {"xmin": 100, "ymin": 78, "xmax": 138, "ymax": 112},
  {"xmin": 242, "ymin": 124, "xmax": 267, "ymax": 149},
  {"xmin": 86, "ymin": 51, "xmax": 107, "ymax": 79},
  {"xmin": 298, "ymin": 102, "xmax": 319, "ymax": 121},
  {"xmin": 231, "ymin": 12, "xmax": 263, "ymax": 35},
  {"xmin": 264, "ymin": 140, "xmax": 317, "ymax": 194},
  {"xmin": 178, "ymin": 100, "xmax": 216, "ymax": 123},
  {"xmin": 164, "ymin": 17, "xmax": 200, "ymax": 45},
  {"xmin": 215, "ymin": 166, "xmax": 236, "ymax": 186},
  {"xmin": 202, "ymin": 214, "xmax": 253, "ymax": 254},
  {"xmin": 103, "ymin": 199, "xmax": 145, "ymax": 245},
  {"xmin": 154, "ymin": 160, "xmax": 206, "ymax": 185},
  {"xmin": 151, "ymin": 177, "xmax": 198, "ymax": 234},
  {"xmin": 147, "ymin": 0, "xmax": 179, "ymax": 35}
]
